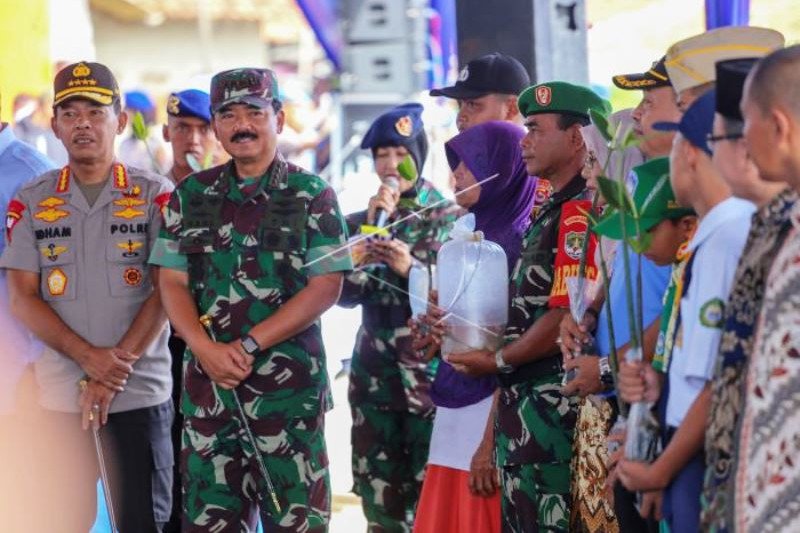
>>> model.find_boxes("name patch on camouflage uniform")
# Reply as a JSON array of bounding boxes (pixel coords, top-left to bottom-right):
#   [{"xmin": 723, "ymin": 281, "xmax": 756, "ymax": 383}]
[{"xmin": 47, "ymin": 268, "xmax": 68, "ymax": 296}]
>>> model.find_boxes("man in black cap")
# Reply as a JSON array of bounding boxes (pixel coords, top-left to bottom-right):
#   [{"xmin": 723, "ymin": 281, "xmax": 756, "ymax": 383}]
[
  {"xmin": 338, "ymin": 102, "xmax": 457, "ymax": 531},
  {"xmin": 1, "ymin": 61, "xmax": 174, "ymax": 532},
  {"xmin": 430, "ymin": 52, "xmax": 530, "ymax": 132},
  {"xmin": 614, "ymin": 57, "xmax": 682, "ymax": 160}
]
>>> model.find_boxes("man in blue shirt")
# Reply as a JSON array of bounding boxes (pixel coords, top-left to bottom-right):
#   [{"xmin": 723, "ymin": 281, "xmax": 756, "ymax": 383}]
[{"xmin": 0, "ymin": 92, "xmax": 55, "ymax": 530}]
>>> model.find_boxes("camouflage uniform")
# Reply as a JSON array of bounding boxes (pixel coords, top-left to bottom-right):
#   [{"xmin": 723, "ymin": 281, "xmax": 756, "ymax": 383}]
[
  {"xmin": 339, "ymin": 178, "xmax": 458, "ymax": 532},
  {"xmin": 150, "ymin": 154, "xmax": 352, "ymax": 532},
  {"xmin": 497, "ymin": 174, "xmax": 587, "ymax": 533}
]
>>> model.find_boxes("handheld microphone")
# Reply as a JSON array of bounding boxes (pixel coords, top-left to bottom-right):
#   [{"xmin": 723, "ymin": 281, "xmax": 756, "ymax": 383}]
[{"xmin": 374, "ymin": 176, "xmax": 400, "ymax": 229}]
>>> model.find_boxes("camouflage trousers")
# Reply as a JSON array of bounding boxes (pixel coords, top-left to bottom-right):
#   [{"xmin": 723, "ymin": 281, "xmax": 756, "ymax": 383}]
[
  {"xmin": 350, "ymin": 403, "xmax": 434, "ymax": 532},
  {"xmin": 495, "ymin": 371, "xmax": 578, "ymax": 533},
  {"xmin": 182, "ymin": 412, "xmax": 330, "ymax": 532}
]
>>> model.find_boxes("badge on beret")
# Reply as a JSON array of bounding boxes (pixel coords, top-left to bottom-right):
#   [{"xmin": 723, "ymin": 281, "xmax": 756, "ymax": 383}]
[
  {"xmin": 167, "ymin": 95, "xmax": 180, "ymax": 115},
  {"xmin": 123, "ymin": 268, "xmax": 143, "ymax": 287},
  {"xmin": 458, "ymin": 66, "xmax": 469, "ymax": 82},
  {"xmin": 47, "ymin": 268, "xmax": 68, "ymax": 296},
  {"xmin": 535, "ymin": 85, "xmax": 552, "ymax": 106},
  {"xmin": 395, "ymin": 116, "xmax": 413, "ymax": 137},
  {"xmin": 700, "ymin": 298, "xmax": 724, "ymax": 328}
]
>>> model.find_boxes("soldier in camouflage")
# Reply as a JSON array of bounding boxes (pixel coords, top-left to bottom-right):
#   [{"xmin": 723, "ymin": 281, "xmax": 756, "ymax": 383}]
[
  {"xmin": 338, "ymin": 103, "xmax": 458, "ymax": 532},
  {"xmin": 150, "ymin": 68, "xmax": 352, "ymax": 533},
  {"xmin": 448, "ymin": 83, "xmax": 611, "ymax": 532}
]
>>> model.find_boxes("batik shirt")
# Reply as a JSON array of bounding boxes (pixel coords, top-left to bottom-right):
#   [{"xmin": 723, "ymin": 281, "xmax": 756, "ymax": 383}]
[
  {"xmin": 340, "ymin": 178, "xmax": 458, "ymax": 414},
  {"xmin": 150, "ymin": 154, "xmax": 352, "ymax": 420},
  {"xmin": 701, "ymin": 188, "xmax": 797, "ymax": 532},
  {"xmin": 735, "ymin": 199, "xmax": 800, "ymax": 533}
]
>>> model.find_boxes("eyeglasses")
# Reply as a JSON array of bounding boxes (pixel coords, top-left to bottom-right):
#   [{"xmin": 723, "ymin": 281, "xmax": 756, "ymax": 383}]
[{"xmin": 706, "ymin": 132, "xmax": 743, "ymax": 151}]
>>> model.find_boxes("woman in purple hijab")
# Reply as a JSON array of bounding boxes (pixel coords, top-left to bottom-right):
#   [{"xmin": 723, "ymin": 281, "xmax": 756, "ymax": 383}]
[{"xmin": 415, "ymin": 121, "xmax": 535, "ymax": 533}]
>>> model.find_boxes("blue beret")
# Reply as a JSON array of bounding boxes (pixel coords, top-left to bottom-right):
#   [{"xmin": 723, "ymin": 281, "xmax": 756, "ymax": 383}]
[
  {"xmin": 124, "ymin": 90, "xmax": 154, "ymax": 112},
  {"xmin": 361, "ymin": 103, "xmax": 425, "ymax": 150},
  {"xmin": 361, "ymin": 103, "xmax": 428, "ymax": 172},
  {"xmin": 167, "ymin": 89, "xmax": 211, "ymax": 123}
]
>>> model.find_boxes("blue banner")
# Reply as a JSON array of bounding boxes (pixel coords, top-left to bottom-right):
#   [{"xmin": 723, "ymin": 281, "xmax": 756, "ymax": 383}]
[
  {"xmin": 705, "ymin": 0, "xmax": 750, "ymax": 29},
  {"xmin": 295, "ymin": 0, "xmax": 343, "ymax": 71},
  {"xmin": 429, "ymin": 0, "xmax": 458, "ymax": 88}
]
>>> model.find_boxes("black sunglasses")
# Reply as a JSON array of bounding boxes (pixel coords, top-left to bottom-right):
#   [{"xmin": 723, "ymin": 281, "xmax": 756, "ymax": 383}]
[{"xmin": 706, "ymin": 132, "xmax": 743, "ymax": 151}]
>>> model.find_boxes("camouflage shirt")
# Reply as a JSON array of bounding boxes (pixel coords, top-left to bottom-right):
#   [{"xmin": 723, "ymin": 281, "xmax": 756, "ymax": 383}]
[
  {"xmin": 339, "ymin": 178, "xmax": 459, "ymax": 413},
  {"xmin": 149, "ymin": 154, "xmax": 352, "ymax": 419},
  {"xmin": 503, "ymin": 174, "xmax": 590, "ymax": 384}
]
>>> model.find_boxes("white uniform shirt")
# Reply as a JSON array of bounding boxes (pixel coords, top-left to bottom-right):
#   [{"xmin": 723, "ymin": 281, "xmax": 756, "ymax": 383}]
[{"xmin": 666, "ymin": 196, "xmax": 755, "ymax": 427}]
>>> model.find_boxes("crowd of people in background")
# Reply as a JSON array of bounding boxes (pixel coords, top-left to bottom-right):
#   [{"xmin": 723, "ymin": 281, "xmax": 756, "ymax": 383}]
[{"xmin": 0, "ymin": 22, "xmax": 799, "ymax": 533}]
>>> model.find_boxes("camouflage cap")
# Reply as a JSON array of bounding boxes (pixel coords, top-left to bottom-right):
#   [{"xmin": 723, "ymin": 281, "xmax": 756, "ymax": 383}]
[
  {"xmin": 53, "ymin": 61, "xmax": 121, "ymax": 108},
  {"xmin": 209, "ymin": 68, "xmax": 279, "ymax": 114}
]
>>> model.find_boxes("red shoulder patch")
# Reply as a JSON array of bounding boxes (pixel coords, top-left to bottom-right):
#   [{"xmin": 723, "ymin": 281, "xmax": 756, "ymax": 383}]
[
  {"xmin": 154, "ymin": 192, "xmax": 172, "ymax": 219},
  {"xmin": 6, "ymin": 199, "xmax": 26, "ymax": 243}
]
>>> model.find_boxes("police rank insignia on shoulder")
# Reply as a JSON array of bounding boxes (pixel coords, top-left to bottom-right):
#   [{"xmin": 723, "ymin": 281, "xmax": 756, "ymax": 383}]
[
  {"xmin": 47, "ymin": 268, "xmax": 68, "ymax": 296},
  {"xmin": 700, "ymin": 298, "xmax": 725, "ymax": 328},
  {"xmin": 394, "ymin": 116, "xmax": 413, "ymax": 137},
  {"xmin": 123, "ymin": 267, "xmax": 143, "ymax": 286},
  {"xmin": 41, "ymin": 243, "xmax": 67, "ymax": 262}
]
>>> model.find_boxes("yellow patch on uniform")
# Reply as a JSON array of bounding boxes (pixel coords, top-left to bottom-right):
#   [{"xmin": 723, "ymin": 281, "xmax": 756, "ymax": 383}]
[
  {"xmin": 117, "ymin": 240, "xmax": 143, "ymax": 257},
  {"xmin": 112, "ymin": 163, "xmax": 129, "ymax": 190},
  {"xmin": 113, "ymin": 207, "xmax": 145, "ymax": 219},
  {"xmin": 113, "ymin": 196, "xmax": 146, "ymax": 208},
  {"xmin": 47, "ymin": 268, "xmax": 68, "ymax": 296},
  {"xmin": 34, "ymin": 207, "xmax": 70, "ymax": 223},
  {"xmin": 41, "ymin": 243, "xmax": 68, "ymax": 262},
  {"xmin": 123, "ymin": 268, "xmax": 143, "ymax": 286},
  {"xmin": 38, "ymin": 197, "xmax": 66, "ymax": 208}
]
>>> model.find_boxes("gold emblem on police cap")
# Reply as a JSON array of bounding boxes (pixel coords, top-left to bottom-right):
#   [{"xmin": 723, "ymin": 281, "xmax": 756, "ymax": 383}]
[
  {"xmin": 535, "ymin": 85, "xmax": 552, "ymax": 106},
  {"xmin": 72, "ymin": 63, "xmax": 91, "ymax": 78},
  {"xmin": 167, "ymin": 95, "xmax": 180, "ymax": 115},
  {"xmin": 395, "ymin": 116, "xmax": 413, "ymax": 137}
]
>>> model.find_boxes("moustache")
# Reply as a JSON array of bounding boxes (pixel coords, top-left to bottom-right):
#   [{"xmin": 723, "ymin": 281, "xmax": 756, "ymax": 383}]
[{"xmin": 231, "ymin": 131, "xmax": 258, "ymax": 142}]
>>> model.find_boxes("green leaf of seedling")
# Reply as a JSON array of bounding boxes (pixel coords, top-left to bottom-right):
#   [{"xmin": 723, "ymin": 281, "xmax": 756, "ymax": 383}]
[
  {"xmin": 202, "ymin": 151, "xmax": 214, "ymax": 169},
  {"xmin": 628, "ymin": 232, "xmax": 653, "ymax": 254},
  {"xmin": 620, "ymin": 125, "xmax": 641, "ymax": 149},
  {"xmin": 131, "ymin": 111, "xmax": 149, "ymax": 141},
  {"xmin": 397, "ymin": 154, "xmax": 418, "ymax": 182},
  {"xmin": 185, "ymin": 153, "xmax": 201, "ymax": 172},
  {"xmin": 597, "ymin": 175, "xmax": 634, "ymax": 213},
  {"xmin": 590, "ymin": 108, "xmax": 613, "ymax": 143}
]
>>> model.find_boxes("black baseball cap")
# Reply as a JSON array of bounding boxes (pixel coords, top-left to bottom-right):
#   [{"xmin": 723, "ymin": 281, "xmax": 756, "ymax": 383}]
[
  {"xmin": 612, "ymin": 56, "xmax": 671, "ymax": 90},
  {"xmin": 715, "ymin": 58, "xmax": 758, "ymax": 121},
  {"xmin": 429, "ymin": 52, "xmax": 530, "ymax": 99},
  {"xmin": 53, "ymin": 61, "xmax": 121, "ymax": 108}
]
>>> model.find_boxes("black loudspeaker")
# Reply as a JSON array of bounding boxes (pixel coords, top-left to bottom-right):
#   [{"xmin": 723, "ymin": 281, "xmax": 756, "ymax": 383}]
[{"xmin": 455, "ymin": 0, "xmax": 588, "ymax": 85}]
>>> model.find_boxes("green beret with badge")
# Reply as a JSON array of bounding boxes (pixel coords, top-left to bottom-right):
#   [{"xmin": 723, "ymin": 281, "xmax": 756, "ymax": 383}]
[
  {"xmin": 517, "ymin": 81, "xmax": 611, "ymax": 119},
  {"xmin": 593, "ymin": 157, "xmax": 694, "ymax": 240}
]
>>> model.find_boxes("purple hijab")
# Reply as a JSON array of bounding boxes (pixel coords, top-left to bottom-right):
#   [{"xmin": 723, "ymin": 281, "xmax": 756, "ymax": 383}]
[{"xmin": 431, "ymin": 121, "xmax": 536, "ymax": 409}]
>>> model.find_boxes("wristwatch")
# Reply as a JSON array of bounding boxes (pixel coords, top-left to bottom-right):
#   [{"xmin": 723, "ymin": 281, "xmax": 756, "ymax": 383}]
[
  {"xmin": 495, "ymin": 348, "xmax": 514, "ymax": 374},
  {"xmin": 240, "ymin": 334, "xmax": 261, "ymax": 356},
  {"xmin": 598, "ymin": 356, "xmax": 614, "ymax": 391}
]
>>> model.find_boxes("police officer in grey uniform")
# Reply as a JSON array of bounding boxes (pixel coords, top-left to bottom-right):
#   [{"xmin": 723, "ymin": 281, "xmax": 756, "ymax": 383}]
[{"xmin": 0, "ymin": 61, "xmax": 174, "ymax": 532}]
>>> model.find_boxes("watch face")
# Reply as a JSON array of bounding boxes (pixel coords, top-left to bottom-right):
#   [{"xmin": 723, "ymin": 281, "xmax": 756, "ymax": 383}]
[{"xmin": 242, "ymin": 336, "xmax": 259, "ymax": 354}]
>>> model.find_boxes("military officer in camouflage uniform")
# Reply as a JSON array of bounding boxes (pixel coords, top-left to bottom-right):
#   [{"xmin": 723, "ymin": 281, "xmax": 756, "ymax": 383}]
[
  {"xmin": 449, "ymin": 83, "xmax": 611, "ymax": 532},
  {"xmin": 150, "ymin": 68, "xmax": 352, "ymax": 532},
  {"xmin": 1, "ymin": 61, "xmax": 174, "ymax": 532},
  {"xmin": 338, "ymin": 103, "xmax": 458, "ymax": 532}
]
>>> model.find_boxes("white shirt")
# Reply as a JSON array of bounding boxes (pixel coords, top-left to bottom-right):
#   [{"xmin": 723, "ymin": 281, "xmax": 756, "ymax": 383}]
[
  {"xmin": 666, "ymin": 196, "xmax": 755, "ymax": 427},
  {"xmin": 427, "ymin": 394, "xmax": 494, "ymax": 471}
]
